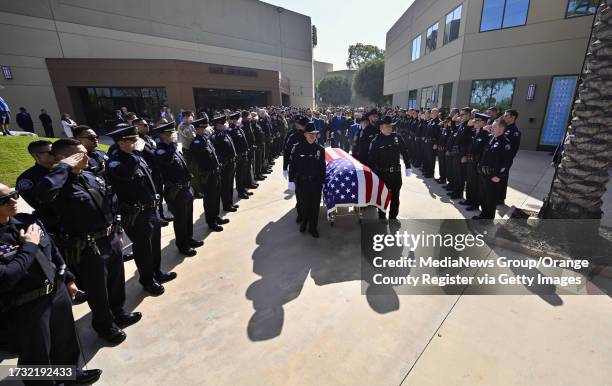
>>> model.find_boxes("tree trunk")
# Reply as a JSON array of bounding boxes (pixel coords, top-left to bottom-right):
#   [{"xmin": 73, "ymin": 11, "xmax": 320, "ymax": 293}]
[{"xmin": 542, "ymin": 0, "xmax": 612, "ymax": 219}]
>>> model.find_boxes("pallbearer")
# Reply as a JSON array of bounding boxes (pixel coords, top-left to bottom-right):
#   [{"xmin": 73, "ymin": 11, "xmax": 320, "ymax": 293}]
[{"xmin": 288, "ymin": 123, "xmax": 326, "ymax": 238}]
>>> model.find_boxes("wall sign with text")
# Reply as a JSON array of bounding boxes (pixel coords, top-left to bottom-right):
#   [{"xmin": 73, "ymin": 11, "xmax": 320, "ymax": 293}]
[{"xmin": 539, "ymin": 76, "xmax": 578, "ymax": 146}]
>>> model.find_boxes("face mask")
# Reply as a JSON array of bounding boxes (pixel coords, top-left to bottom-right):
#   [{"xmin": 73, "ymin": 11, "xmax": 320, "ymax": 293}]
[
  {"xmin": 171, "ymin": 132, "xmax": 178, "ymax": 143},
  {"xmin": 134, "ymin": 137, "xmax": 146, "ymax": 152}
]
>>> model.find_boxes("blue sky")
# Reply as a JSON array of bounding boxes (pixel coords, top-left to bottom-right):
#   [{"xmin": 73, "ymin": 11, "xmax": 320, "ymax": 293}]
[{"xmin": 265, "ymin": 0, "xmax": 416, "ymax": 70}]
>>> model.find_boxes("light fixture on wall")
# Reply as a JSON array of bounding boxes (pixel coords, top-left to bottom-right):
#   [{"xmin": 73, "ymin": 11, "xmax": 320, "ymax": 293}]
[
  {"xmin": 2, "ymin": 66, "xmax": 12, "ymax": 80},
  {"xmin": 527, "ymin": 83, "xmax": 536, "ymax": 101}
]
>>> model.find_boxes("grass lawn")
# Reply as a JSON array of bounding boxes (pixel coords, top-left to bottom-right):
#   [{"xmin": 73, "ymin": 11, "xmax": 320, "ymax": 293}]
[{"xmin": 0, "ymin": 136, "xmax": 109, "ymax": 186}]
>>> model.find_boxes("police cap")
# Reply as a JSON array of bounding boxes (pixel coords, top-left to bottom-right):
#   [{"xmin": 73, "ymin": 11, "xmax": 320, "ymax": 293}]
[
  {"xmin": 153, "ymin": 121, "xmax": 176, "ymax": 134},
  {"xmin": 107, "ymin": 124, "xmax": 138, "ymax": 141}
]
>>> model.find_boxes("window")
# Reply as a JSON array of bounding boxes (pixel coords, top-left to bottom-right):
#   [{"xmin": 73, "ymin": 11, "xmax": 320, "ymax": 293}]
[
  {"xmin": 480, "ymin": 0, "xmax": 529, "ymax": 31},
  {"xmin": 411, "ymin": 35, "xmax": 422, "ymax": 61},
  {"xmin": 539, "ymin": 76, "xmax": 578, "ymax": 146},
  {"xmin": 420, "ymin": 87, "xmax": 433, "ymax": 109},
  {"xmin": 437, "ymin": 82, "xmax": 453, "ymax": 109},
  {"xmin": 425, "ymin": 23, "xmax": 439, "ymax": 54},
  {"xmin": 444, "ymin": 4, "xmax": 462, "ymax": 44},
  {"xmin": 566, "ymin": 0, "xmax": 598, "ymax": 18},
  {"xmin": 408, "ymin": 90, "xmax": 418, "ymax": 109},
  {"xmin": 469, "ymin": 79, "xmax": 515, "ymax": 111}
]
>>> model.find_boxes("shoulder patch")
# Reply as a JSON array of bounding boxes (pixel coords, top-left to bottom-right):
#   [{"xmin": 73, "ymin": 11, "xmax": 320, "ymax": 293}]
[
  {"xmin": 109, "ymin": 161, "xmax": 120, "ymax": 168},
  {"xmin": 505, "ymin": 144, "xmax": 511, "ymax": 150},
  {"xmin": 17, "ymin": 179, "xmax": 33, "ymax": 191}
]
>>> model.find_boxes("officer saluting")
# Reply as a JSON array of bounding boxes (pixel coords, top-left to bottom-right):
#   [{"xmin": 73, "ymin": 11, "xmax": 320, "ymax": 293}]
[
  {"xmin": 211, "ymin": 115, "xmax": 239, "ymax": 212},
  {"xmin": 368, "ymin": 115, "xmax": 412, "ymax": 221},
  {"xmin": 190, "ymin": 118, "xmax": 229, "ymax": 232},
  {"xmin": 106, "ymin": 124, "xmax": 173, "ymax": 296},
  {"xmin": 474, "ymin": 118, "xmax": 513, "ymax": 220},
  {"xmin": 0, "ymin": 183, "xmax": 102, "ymax": 385},
  {"xmin": 357, "ymin": 109, "xmax": 381, "ymax": 166},
  {"xmin": 153, "ymin": 122, "xmax": 203, "ymax": 257},
  {"xmin": 288, "ymin": 122, "xmax": 326, "ymax": 238}
]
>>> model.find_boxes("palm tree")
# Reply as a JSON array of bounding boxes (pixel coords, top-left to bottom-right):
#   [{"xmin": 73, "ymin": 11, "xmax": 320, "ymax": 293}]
[{"xmin": 541, "ymin": 0, "xmax": 611, "ymax": 219}]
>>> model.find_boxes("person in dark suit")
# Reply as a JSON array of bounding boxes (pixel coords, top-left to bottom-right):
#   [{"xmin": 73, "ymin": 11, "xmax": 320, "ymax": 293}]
[
  {"xmin": 38, "ymin": 109, "xmax": 54, "ymax": 138},
  {"xmin": 16, "ymin": 107, "xmax": 34, "ymax": 134}
]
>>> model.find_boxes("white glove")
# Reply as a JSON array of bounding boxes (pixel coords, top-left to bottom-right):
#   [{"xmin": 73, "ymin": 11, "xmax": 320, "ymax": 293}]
[
  {"xmin": 283, "ymin": 170, "xmax": 289, "ymax": 179},
  {"xmin": 288, "ymin": 182, "xmax": 295, "ymax": 191},
  {"xmin": 405, "ymin": 168, "xmax": 412, "ymax": 177}
]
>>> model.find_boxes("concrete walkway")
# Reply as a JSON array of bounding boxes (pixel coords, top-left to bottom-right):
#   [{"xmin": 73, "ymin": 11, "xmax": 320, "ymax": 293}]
[{"xmin": 5, "ymin": 150, "xmax": 612, "ymax": 385}]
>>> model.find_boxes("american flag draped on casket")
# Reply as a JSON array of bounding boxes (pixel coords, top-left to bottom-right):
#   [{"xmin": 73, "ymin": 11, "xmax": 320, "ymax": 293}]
[{"xmin": 323, "ymin": 148, "xmax": 391, "ymax": 216}]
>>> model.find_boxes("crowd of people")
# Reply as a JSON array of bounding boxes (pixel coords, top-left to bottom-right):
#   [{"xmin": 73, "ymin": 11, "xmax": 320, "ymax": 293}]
[{"xmin": 0, "ymin": 101, "xmax": 522, "ymax": 384}]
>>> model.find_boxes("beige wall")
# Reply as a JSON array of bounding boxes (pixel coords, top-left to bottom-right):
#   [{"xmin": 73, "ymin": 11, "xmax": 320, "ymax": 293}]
[
  {"xmin": 0, "ymin": 0, "xmax": 314, "ymax": 135},
  {"xmin": 384, "ymin": 0, "xmax": 594, "ymax": 149},
  {"xmin": 314, "ymin": 61, "xmax": 333, "ymax": 85}
]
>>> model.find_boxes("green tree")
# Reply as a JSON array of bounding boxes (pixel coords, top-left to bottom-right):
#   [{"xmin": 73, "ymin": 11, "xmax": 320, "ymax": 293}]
[
  {"xmin": 317, "ymin": 75, "xmax": 352, "ymax": 106},
  {"xmin": 346, "ymin": 43, "xmax": 385, "ymax": 69},
  {"xmin": 353, "ymin": 58, "xmax": 386, "ymax": 105}
]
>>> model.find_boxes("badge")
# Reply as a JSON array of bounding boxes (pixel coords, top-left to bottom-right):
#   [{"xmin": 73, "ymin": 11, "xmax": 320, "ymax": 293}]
[
  {"xmin": 17, "ymin": 179, "xmax": 33, "ymax": 191},
  {"xmin": 95, "ymin": 176, "xmax": 105, "ymax": 186},
  {"xmin": 156, "ymin": 149, "xmax": 166, "ymax": 155},
  {"xmin": 109, "ymin": 161, "xmax": 120, "ymax": 168},
  {"xmin": 193, "ymin": 140, "xmax": 200, "ymax": 144},
  {"xmin": 505, "ymin": 144, "xmax": 511, "ymax": 150}
]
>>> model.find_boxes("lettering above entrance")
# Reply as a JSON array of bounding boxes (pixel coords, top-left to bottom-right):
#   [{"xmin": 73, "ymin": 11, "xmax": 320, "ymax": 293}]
[{"xmin": 209, "ymin": 66, "xmax": 258, "ymax": 77}]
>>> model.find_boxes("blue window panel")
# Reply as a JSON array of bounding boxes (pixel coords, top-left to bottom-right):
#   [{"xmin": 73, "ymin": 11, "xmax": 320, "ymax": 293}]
[
  {"xmin": 539, "ymin": 76, "xmax": 578, "ymax": 146},
  {"xmin": 481, "ymin": 0, "xmax": 504, "ymax": 31},
  {"xmin": 503, "ymin": 0, "xmax": 530, "ymax": 28}
]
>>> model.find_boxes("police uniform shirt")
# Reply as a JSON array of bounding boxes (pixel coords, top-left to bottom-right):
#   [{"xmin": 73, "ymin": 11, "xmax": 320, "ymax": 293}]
[
  {"xmin": 228, "ymin": 124, "xmax": 249, "ymax": 154},
  {"xmin": 469, "ymin": 129, "xmax": 491, "ymax": 163},
  {"xmin": 368, "ymin": 132, "xmax": 411, "ymax": 170},
  {"xmin": 426, "ymin": 117, "xmax": 441, "ymax": 143},
  {"xmin": 479, "ymin": 135, "xmax": 513, "ymax": 178},
  {"xmin": 189, "ymin": 134, "xmax": 221, "ymax": 172},
  {"xmin": 358, "ymin": 124, "xmax": 380, "ymax": 160},
  {"xmin": 504, "ymin": 123, "xmax": 522, "ymax": 159},
  {"xmin": 16, "ymin": 164, "xmax": 65, "ymax": 230},
  {"xmin": 0, "ymin": 213, "xmax": 75, "ymax": 295},
  {"xmin": 153, "ymin": 141, "xmax": 191, "ymax": 184},
  {"xmin": 283, "ymin": 130, "xmax": 306, "ymax": 170},
  {"xmin": 453, "ymin": 122, "xmax": 472, "ymax": 155},
  {"xmin": 211, "ymin": 129, "xmax": 237, "ymax": 162},
  {"xmin": 288, "ymin": 141, "xmax": 326, "ymax": 184},
  {"xmin": 87, "ymin": 149, "xmax": 109, "ymax": 178},
  {"xmin": 107, "ymin": 150, "xmax": 157, "ymax": 205},
  {"xmin": 240, "ymin": 122, "xmax": 255, "ymax": 149}
]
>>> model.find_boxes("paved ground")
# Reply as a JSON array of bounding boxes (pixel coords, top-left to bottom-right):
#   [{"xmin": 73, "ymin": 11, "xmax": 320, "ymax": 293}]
[{"xmin": 5, "ymin": 150, "xmax": 612, "ymax": 385}]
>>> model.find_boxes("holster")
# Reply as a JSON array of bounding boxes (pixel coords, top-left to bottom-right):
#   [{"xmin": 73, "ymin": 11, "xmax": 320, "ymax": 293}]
[
  {"xmin": 164, "ymin": 183, "xmax": 181, "ymax": 202},
  {"xmin": 58, "ymin": 235, "xmax": 90, "ymax": 265},
  {"xmin": 120, "ymin": 203, "xmax": 142, "ymax": 228}
]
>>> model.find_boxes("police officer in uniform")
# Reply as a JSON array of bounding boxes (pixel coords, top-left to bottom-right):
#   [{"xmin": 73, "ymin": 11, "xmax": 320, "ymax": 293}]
[
  {"xmin": 16, "ymin": 140, "xmax": 63, "ymax": 235},
  {"xmin": 252, "ymin": 113, "xmax": 266, "ymax": 181},
  {"xmin": 153, "ymin": 122, "xmax": 203, "ymax": 256},
  {"xmin": 500, "ymin": 109, "xmax": 522, "ymax": 205},
  {"xmin": 133, "ymin": 118, "xmax": 172, "ymax": 226},
  {"xmin": 459, "ymin": 114, "xmax": 490, "ymax": 212},
  {"xmin": 190, "ymin": 119, "xmax": 228, "ymax": 232},
  {"xmin": 106, "ymin": 125, "xmax": 173, "ymax": 296},
  {"xmin": 227, "ymin": 112, "xmax": 252, "ymax": 199},
  {"xmin": 435, "ymin": 115, "xmax": 451, "ymax": 185},
  {"xmin": 283, "ymin": 115, "xmax": 308, "ymax": 223},
  {"xmin": 367, "ymin": 116, "xmax": 412, "ymax": 221},
  {"xmin": 73, "ymin": 125, "xmax": 109, "ymax": 179},
  {"xmin": 211, "ymin": 115, "xmax": 239, "ymax": 212},
  {"xmin": 422, "ymin": 109, "xmax": 440, "ymax": 178},
  {"xmin": 47, "ymin": 139, "xmax": 141, "ymax": 343},
  {"xmin": 239, "ymin": 111, "xmax": 258, "ymax": 190},
  {"xmin": 448, "ymin": 108, "xmax": 473, "ymax": 199},
  {"xmin": 474, "ymin": 119, "xmax": 513, "ymax": 219},
  {"xmin": 357, "ymin": 109, "xmax": 381, "ymax": 166},
  {"xmin": 288, "ymin": 123, "xmax": 326, "ymax": 238},
  {"xmin": 0, "ymin": 182, "xmax": 102, "ymax": 385}
]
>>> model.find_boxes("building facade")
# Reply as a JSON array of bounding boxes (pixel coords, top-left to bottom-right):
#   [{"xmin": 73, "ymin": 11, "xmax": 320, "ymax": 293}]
[
  {"xmin": 0, "ymin": 0, "xmax": 314, "ymax": 133},
  {"xmin": 384, "ymin": 0, "xmax": 597, "ymax": 150}
]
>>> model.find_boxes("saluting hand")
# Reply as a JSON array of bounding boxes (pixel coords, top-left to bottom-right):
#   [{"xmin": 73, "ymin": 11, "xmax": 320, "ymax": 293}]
[
  {"xmin": 59, "ymin": 152, "xmax": 87, "ymax": 169},
  {"xmin": 20, "ymin": 223, "xmax": 42, "ymax": 245}
]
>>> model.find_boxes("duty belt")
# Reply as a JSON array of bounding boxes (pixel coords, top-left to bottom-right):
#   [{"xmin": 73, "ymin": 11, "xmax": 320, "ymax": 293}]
[
  {"xmin": 378, "ymin": 166, "xmax": 402, "ymax": 173},
  {"xmin": 140, "ymin": 200, "xmax": 159, "ymax": 209},
  {"xmin": 438, "ymin": 146, "xmax": 446, "ymax": 151},
  {"xmin": 168, "ymin": 182, "xmax": 190, "ymax": 190},
  {"xmin": 7, "ymin": 277, "xmax": 63, "ymax": 307},
  {"xmin": 297, "ymin": 175, "xmax": 318, "ymax": 182},
  {"xmin": 65, "ymin": 223, "xmax": 117, "ymax": 242}
]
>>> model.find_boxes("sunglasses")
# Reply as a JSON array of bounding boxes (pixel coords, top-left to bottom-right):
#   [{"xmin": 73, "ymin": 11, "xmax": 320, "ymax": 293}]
[
  {"xmin": 0, "ymin": 191, "xmax": 19, "ymax": 205},
  {"xmin": 79, "ymin": 135, "xmax": 99, "ymax": 140}
]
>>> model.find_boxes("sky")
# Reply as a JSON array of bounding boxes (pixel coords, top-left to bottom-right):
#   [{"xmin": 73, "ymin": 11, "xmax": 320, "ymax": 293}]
[{"xmin": 265, "ymin": 0, "xmax": 416, "ymax": 70}]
